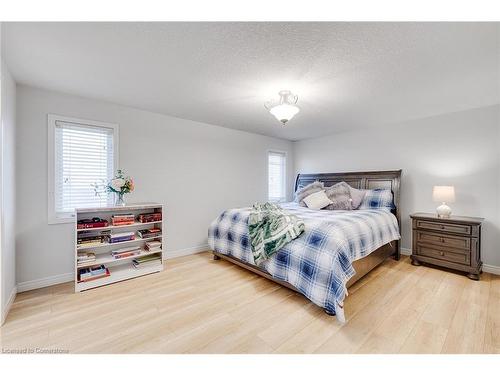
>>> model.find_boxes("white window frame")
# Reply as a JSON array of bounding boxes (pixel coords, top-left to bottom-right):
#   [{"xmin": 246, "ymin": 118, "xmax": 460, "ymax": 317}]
[
  {"xmin": 267, "ymin": 149, "xmax": 287, "ymax": 203},
  {"xmin": 47, "ymin": 114, "xmax": 119, "ymax": 224}
]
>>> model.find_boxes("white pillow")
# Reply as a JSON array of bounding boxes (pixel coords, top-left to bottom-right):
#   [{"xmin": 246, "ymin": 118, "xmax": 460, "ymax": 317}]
[{"xmin": 302, "ymin": 190, "xmax": 333, "ymax": 210}]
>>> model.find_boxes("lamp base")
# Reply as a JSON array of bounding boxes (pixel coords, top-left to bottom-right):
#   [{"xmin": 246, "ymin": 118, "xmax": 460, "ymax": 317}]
[{"xmin": 436, "ymin": 203, "xmax": 452, "ymax": 218}]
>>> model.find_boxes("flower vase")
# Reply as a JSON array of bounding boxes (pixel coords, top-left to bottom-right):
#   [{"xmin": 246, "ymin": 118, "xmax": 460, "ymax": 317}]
[{"xmin": 115, "ymin": 193, "xmax": 126, "ymax": 207}]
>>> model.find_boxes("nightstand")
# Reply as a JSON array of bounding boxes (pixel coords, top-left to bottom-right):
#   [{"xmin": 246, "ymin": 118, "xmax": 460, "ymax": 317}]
[{"xmin": 410, "ymin": 213, "xmax": 483, "ymax": 280}]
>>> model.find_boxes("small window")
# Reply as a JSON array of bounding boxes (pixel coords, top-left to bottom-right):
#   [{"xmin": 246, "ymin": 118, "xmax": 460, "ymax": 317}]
[
  {"xmin": 268, "ymin": 151, "xmax": 286, "ymax": 202},
  {"xmin": 48, "ymin": 115, "xmax": 119, "ymax": 223}
]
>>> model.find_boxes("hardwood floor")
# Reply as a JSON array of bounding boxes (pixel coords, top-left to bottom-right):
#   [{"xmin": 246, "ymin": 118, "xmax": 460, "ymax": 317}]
[{"xmin": 1, "ymin": 252, "xmax": 499, "ymax": 354}]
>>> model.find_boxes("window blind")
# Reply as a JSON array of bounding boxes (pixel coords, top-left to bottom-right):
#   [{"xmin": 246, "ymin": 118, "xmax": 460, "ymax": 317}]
[
  {"xmin": 54, "ymin": 120, "xmax": 115, "ymax": 214},
  {"xmin": 268, "ymin": 151, "xmax": 286, "ymax": 202}
]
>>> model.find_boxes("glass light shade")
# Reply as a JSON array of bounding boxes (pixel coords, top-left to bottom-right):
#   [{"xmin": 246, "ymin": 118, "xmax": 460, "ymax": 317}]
[
  {"xmin": 432, "ymin": 186, "xmax": 455, "ymax": 203},
  {"xmin": 269, "ymin": 104, "xmax": 300, "ymax": 124}
]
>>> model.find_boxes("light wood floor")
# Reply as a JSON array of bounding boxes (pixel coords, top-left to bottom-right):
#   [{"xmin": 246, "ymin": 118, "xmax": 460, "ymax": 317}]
[{"xmin": 1, "ymin": 252, "xmax": 499, "ymax": 354}]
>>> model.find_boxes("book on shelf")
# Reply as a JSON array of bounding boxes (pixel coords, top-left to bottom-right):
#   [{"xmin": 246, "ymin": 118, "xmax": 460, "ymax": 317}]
[
  {"xmin": 112, "ymin": 213, "xmax": 135, "ymax": 219},
  {"xmin": 109, "ymin": 231, "xmax": 135, "ymax": 238},
  {"xmin": 138, "ymin": 212, "xmax": 162, "ymax": 223},
  {"xmin": 111, "ymin": 245, "xmax": 141, "ymax": 254},
  {"xmin": 77, "ymin": 251, "xmax": 96, "ymax": 265},
  {"xmin": 134, "ymin": 253, "xmax": 161, "ymax": 263},
  {"xmin": 113, "ymin": 251, "xmax": 141, "ymax": 259},
  {"xmin": 133, "ymin": 259, "xmax": 162, "ymax": 269},
  {"xmin": 111, "ymin": 214, "xmax": 135, "ymax": 226},
  {"xmin": 111, "ymin": 246, "xmax": 142, "ymax": 259},
  {"xmin": 112, "ymin": 220, "xmax": 135, "ymax": 226},
  {"xmin": 77, "ymin": 229, "xmax": 111, "ymax": 247},
  {"xmin": 108, "ymin": 231, "xmax": 136, "ymax": 243},
  {"xmin": 77, "ymin": 218, "xmax": 109, "ymax": 229},
  {"xmin": 78, "ymin": 265, "xmax": 110, "ymax": 282},
  {"xmin": 77, "ymin": 234, "xmax": 107, "ymax": 246},
  {"xmin": 132, "ymin": 253, "xmax": 162, "ymax": 269},
  {"xmin": 145, "ymin": 240, "xmax": 162, "ymax": 251},
  {"xmin": 77, "ymin": 241, "xmax": 105, "ymax": 249},
  {"xmin": 137, "ymin": 228, "xmax": 162, "ymax": 239}
]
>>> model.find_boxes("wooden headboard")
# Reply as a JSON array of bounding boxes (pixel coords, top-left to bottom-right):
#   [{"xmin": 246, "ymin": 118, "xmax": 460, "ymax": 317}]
[{"xmin": 295, "ymin": 169, "xmax": 402, "ymax": 232}]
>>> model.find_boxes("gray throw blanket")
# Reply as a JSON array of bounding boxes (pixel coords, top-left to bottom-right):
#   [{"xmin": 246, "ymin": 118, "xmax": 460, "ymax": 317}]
[{"xmin": 248, "ymin": 202, "xmax": 305, "ymax": 266}]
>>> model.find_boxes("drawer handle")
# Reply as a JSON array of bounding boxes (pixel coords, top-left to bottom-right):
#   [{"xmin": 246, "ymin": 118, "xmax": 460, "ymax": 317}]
[
  {"xmin": 440, "ymin": 225, "xmax": 445, "ymax": 229},
  {"xmin": 440, "ymin": 237, "xmax": 445, "ymax": 242},
  {"xmin": 440, "ymin": 251, "xmax": 445, "ymax": 256}
]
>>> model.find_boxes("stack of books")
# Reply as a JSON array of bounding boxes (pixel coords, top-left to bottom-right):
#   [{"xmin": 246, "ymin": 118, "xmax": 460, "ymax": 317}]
[
  {"xmin": 138, "ymin": 212, "xmax": 162, "ymax": 223},
  {"xmin": 109, "ymin": 231, "xmax": 135, "ymax": 243},
  {"xmin": 111, "ymin": 213, "xmax": 135, "ymax": 226},
  {"xmin": 78, "ymin": 265, "xmax": 110, "ymax": 282},
  {"xmin": 111, "ymin": 246, "xmax": 142, "ymax": 259},
  {"xmin": 145, "ymin": 240, "xmax": 162, "ymax": 251},
  {"xmin": 77, "ymin": 252, "xmax": 96, "ymax": 266},
  {"xmin": 137, "ymin": 228, "xmax": 162, "ymax": 239},
  {"xmin": 132, "ymin": 254, "xmax": 162, "ymax": 269},
  {"xmin": 77, "ymin": 231, "xmax": 109, "ymax": 247},
  {"xmin": 77, "ymin": 218, "xmax": 109, "ymax": 229}
]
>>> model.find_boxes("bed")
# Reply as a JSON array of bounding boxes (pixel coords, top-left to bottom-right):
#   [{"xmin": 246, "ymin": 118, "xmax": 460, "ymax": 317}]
[{"xmin": 208, "ymin": 170, "xmax": 402, "ymax": 321}]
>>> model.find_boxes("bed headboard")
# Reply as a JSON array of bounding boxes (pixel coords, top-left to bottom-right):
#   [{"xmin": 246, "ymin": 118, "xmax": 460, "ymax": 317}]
[{"xmin": 294, "ymin": 169, "xmax": 402, "ymax": 230}]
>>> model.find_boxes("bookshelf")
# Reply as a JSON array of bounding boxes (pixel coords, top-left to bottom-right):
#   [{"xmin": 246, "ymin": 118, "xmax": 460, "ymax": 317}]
[{"xmin": 74, "ymin": 203, "xmax": 164, "ymax": 292}]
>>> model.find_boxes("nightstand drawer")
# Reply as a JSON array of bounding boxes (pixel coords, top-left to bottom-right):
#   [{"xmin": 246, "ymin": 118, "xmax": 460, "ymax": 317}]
[
  {"xmin": 415, "ymin": 220, "xmax": 471, "ymax": 235},
  {"xmin": 416, "ymin": 244, "xmax": 470, "ymax": 266},
  {"xmin": 415, "ymin": 231, "xmax": 470, "ymax": 250}
]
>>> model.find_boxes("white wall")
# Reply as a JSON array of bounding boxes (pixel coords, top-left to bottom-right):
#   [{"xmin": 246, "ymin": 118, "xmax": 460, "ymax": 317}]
[
  {"xmin": 293, "ymin": 105, "xmax": 500, "ymax": 268},
  {"xmin": 1, "ymin": 58, "xmax": 17, "ymax": 321},
  {"xmin": 16, "ymin": 85, "xmax": 293, "ymax": 288},
  {"xmin": 14, "ymin": 84, "xmax": 499, "ymax": 289}
]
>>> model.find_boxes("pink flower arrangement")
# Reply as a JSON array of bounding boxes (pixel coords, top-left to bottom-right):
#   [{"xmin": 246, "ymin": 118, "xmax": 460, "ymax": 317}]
[
  {"xmin": 92, "ymin": 169, "xmax": 135, "ymax": 206},
  {"xmin": 107, "ymin": 169, "xmax": 134, "ymax": 195}
]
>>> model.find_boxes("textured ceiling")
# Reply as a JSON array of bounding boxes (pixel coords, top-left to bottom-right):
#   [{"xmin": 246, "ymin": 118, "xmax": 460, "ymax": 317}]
[{"xmin": 3, "ymin": 22, "xmax": 499, "ymax": 141}]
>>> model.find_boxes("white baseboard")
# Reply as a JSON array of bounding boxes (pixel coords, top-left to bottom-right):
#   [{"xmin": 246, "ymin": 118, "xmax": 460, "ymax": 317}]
[
  {"xmin": 16, "ymin": 245, "xmax": 210, "ymax": 293},
  {"xmin": 483, "ymin": 264, "xmax": 500, "ymax": 275},
  {"xmin": 401, "ymin": 247, "xmax": 412, "ymax": 256},
  {"xmin": 164, "ymin": 244, "xmax": 209, "ymax": 259},
  {"xmin": 17, "ymin": 272, "xmax": 73, "ymax": 293},
  {"xmin": 1, "ymin": 286, "xmax": 17, "ymax": 326},
  {"xmin": 400, "ymin": 247, "xmax": 500, "ymax": 275}
]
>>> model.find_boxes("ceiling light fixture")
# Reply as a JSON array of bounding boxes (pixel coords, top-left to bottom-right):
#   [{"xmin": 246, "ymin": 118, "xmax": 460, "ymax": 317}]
[{"xmin": 264, "ymin": 90, "xmax": 300, "ymax": 125}]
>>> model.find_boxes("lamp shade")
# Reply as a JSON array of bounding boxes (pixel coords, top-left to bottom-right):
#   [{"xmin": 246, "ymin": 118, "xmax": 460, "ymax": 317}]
[
  {"xmin": 432, "ymin": 186, "xmax": 455, "ymax": 203},
  {"xmin": 269, "ymin": 103, "xmax": 300, "ymax": 124},
  {"xmin": 265, "ymin": 90, "xmax": 300, "ymax": 124}
]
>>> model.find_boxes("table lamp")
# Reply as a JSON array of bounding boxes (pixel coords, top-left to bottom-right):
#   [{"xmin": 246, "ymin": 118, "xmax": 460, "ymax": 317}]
[{"xmin": 432, "ymin": 186, "xmax": 455, "ymax": 218}]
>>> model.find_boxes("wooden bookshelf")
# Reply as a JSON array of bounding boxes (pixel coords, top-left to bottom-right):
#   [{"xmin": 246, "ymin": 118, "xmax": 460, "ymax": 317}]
[{"xmin": 74, "ymin": 203, "xmax": 164, "ymax": 292}]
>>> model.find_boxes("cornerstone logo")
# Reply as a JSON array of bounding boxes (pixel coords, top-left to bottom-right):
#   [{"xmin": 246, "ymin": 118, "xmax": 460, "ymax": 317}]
[{"xmin": 2, "ymin": 347, "xmax": 69, "ymax": 354}]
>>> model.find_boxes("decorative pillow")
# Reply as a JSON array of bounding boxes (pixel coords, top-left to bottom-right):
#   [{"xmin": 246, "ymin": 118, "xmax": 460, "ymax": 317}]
[
  {"xmin": 302, "ymin": 190, "xmax": 333, "ymax": 210},
  {"xmin": 324, "ymin": 182, "xmax": 352, "ymax": 210},
  {"xmin": 294, "ymin": 181, "xmax": 325, "ymax": 206},
  {"xmin": 348, "ymin": 185, "xmax": 367, "ymax": 209},
  {"xmin": 358, "ymin": 189, "xmax": 395, "ymax": 210}
]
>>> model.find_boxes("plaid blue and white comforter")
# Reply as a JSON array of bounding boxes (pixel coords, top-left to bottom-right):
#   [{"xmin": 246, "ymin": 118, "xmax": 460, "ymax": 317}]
[{"xmin": 208, "ymin": 203, "xmax": 400, "ymax": 322}]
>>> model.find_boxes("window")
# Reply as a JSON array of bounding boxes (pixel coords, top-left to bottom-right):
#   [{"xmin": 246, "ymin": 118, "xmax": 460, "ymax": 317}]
[
  {"xmin": 48, "ymin": 115, "xmax": 118, "ymax": 223},
  {"xmin": 268, "ymin": 151, "xmax": 286, "ymax": 202}
]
